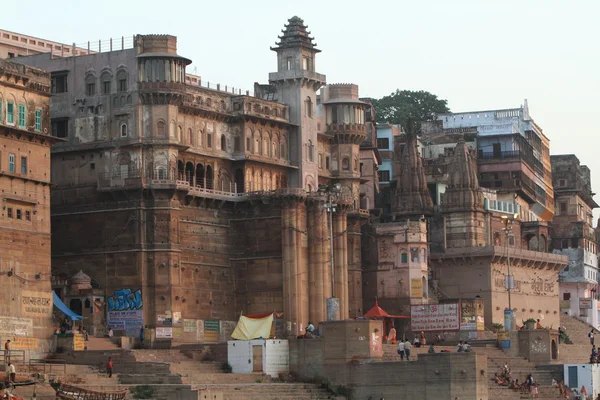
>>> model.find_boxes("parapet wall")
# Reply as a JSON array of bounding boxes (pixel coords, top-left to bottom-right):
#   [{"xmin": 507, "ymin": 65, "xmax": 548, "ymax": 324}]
[{"xmin": 290, "ymin": 339, "xmax": 488, "ymax": 399}]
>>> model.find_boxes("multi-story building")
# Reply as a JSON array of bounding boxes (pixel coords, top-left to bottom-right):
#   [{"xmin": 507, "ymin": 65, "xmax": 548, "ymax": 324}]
[
  {"xmin": 0, "ymin": 59, "xmax": 61, "ymax": 356},
  {"xmin": 13, "ymin": 17, "xmax": 376, "ymax": 340},
  {"xmin": 422, "ymin": 100, "xmax": 554, "ymax": 227},
  {"xmin": 375, "ymin": 123, "xmax": 401, "ymax": 186},
  {"xmin": 551, "ymin": 154, "xmax": 599, "ymax": 327},
  {"xmin": 0, "ymin": 29, "xmax": 92, "ymax": 59}
]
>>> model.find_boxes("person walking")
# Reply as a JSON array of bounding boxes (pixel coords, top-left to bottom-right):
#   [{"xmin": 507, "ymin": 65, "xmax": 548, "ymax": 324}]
[
  {"xmin": 106, "ymin": 357, "xmax": 114, "ymax": 378},
  {"xmin": 404, "ymin": 339, "xmax": 412, "ymax": 361},
  {"xmin": 590, "ymin": 330, "xmax": 595, "ymax": 346},
  {"xmin": 6, "ymin": 362, "xmax": 15, "ymax": 383},
  {"xmin": 397, "ymin": 339, "xmax": 405, "ymax": 360}
]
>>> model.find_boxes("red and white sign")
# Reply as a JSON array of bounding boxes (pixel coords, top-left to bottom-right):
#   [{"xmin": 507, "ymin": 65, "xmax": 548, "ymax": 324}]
[
  {"xmin": 580, "ymin": 298, "xmax": 593, "ymax": 310},
  {"xmin": 156, "ymin": 327, "xmax": 173, "ymax": 339},
  {"xmin": 411, "ymin": 303, "xmax": 460, "ymax": 331}
]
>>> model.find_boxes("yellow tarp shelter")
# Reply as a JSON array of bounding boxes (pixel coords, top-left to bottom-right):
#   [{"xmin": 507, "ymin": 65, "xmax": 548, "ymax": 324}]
[{"xmin": 231, "ymin": 313, "xmax": 274, "ymax": 340}]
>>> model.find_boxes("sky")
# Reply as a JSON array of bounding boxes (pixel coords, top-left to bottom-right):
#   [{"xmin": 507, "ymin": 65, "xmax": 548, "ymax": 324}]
[{"xmin": 3, "ymin": 0, "xmax": 600, "ymax": 218}]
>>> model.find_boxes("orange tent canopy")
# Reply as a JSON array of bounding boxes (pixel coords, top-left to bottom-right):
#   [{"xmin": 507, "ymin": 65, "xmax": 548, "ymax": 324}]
[{"xmin": 364, "ymin": 299, "xmax": 410, "ymax": 319}]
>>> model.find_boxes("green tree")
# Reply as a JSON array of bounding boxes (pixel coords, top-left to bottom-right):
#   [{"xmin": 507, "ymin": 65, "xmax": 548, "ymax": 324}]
[{"xmin": 373, "ymin": 90, "xmax": 450, "ymax": 132}]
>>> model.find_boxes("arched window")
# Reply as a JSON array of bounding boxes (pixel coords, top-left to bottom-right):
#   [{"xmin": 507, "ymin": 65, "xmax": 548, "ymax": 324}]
[
  {"xmin": 170, "ymin": 120, "xmax": 176, "ymax": 138},
  {"xmin": 100, "ymin": 72, "xmax": 112, "ymax": 94},
  {"xmin": 188, "ymin": 128, "xmax": 193, "ymax": 145},
  {"xmin": 221, "ymin": 134, "xmax": 226, "ymax": 151},
  {"xmin": 342, "ymin": 158, "xmax": 350, "ymax": 170},
  {"xmin": 234, "ymin": 136, "xmax": 240, "ymax": 152},
  {"xmin": 308, "ymin": 140, "xmax": 314, "ymax": 162},
  {"xmin": 319, "ymin": 153, "xmax": 323, "ymax": 168},
  {"xmin": 401, "ymin": 253, "xmax": 408, "ymax": 263},
  {"xmin": 117, "ymin": 69, "xmax": 128, "ymax": 92},
  {"xmin": 120, "ymin": 123, "xmax": 128, "ymax": 137},
  {"xmin": 353, "ymin": 159, "xmax": 358, "ymax": 171},
  {"xmin": 198, "ymin": 130, "xmax": 203, "ymax": 147},
  {"xmin": 85, "ymin": 74, "xmax": 96, "ymax": 96},
  {"xmin": 156, "ymin": 167, "xmax": 167, "ymax": 180},
  {"xmin": 177, "ymin": 126, "xmax": 182, "ymax": 142},
  {"xmin": 305, "ymin": 96, "xmax": 313, "ymax": 118}
]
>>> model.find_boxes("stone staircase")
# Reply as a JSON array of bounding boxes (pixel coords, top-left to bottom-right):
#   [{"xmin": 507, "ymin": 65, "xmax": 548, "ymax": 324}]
[
  {"xmin": 557, "ymin": 313, "xmax": 599, "ymax": 364},
  {"xmin": 16, "ymin": 337, "xmax": 341, "ymax": 400},
  {"xmin": 196, "ymin": 383, "xmax": 337, "ymax": 400}
]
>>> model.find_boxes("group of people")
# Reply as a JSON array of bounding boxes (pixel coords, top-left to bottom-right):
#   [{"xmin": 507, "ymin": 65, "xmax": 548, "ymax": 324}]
[
  {"xmin": 491, "ymin": 364, "xmax": 541, "ymax": 397},
  {"xmin": 456, "ymin": 341, "xmax": 471, "ymax": 352}
]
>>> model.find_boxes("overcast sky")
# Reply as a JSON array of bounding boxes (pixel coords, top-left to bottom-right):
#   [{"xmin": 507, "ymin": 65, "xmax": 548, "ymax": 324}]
[{"xmin": 4, "ymin": 0, "xmax": 600, "ymax": 219}]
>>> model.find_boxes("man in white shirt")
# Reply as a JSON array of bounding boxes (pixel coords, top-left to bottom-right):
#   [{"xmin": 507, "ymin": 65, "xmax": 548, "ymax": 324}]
[
  {"xmin": 404, "ymin": 339, "xmax": 412, "ymax": 360},
  {"xmin": 7, "ymin": 362, "xmax": 16, "ymax": 382},
  {"xmin": 397, "ymin": 340, "xmax": 405, "ymax": 360}
]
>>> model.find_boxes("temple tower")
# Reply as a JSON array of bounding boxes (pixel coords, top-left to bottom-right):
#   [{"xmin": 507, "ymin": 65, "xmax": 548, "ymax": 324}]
[
  {"xmin": 269, "ymin": 16, "xmax": 326, "ymax": 190},
  {"xmin": 392, "ymin": 132, "xmax": 433, "ymax": 219},
  {"xmin": 442, "ymin": 136, "xmax": 488, "ymax": 248}
]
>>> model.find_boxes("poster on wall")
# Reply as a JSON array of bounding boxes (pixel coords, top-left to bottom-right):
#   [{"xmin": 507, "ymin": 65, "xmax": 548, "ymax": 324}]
[
  {"xmin": 410, "ymin": 279, "xmax": 423, "ymax": 297},
  {"xmin": 157, "ymin": 314, "xmax": 165, "ymax": 324},
  {"xmin": 172, "ymin": 312, "xmax": 182, "ymax": 326},
  {"xmin": 184, "ymin": 319, "xmax": 197, "ymax": 333},
  {"xmin": 204, "ymin": 320, "xmax": 220, "ymax": 342},
  {"xmin": 21, "ymin": 291, "xmax": 53, "ymax": 317},
  {"xmin": 164, "ymin": 311, "xmax": 173, "ymax": 326},
  {"xmin": 196, "ymin": 320, "xmax": 205, "ymax": 341},
  {"xmin": 460, "ymin": 301, "xmax": 476, "ymax": 330},
  {"xmin": 410, "ymin": 303, "xmax": 459, "ymax": 332},
  {"xmin": 73, "ymin": 334, "xmax": 85, "ymax": 351},
  {"xmin": 156, "ymin": 327, "xmax": 173, "ymax": 339},
  {"xmin": 107, "ymin": 310, "xmax": 143, "ymax": 336},
  {"xmin": 219, "ymin": 321, "xmax": 236, "ymax": 342},
  {"xmin": 580, "ymin": 298, "xmax": 593, "ymax": 310},
  {"xmin": 0, "ymin": 317, "xmax": 33, "ymax": 337},
  {"xmin": 12, "ymin": 337, "xmax": 38, "ymax": 349}
]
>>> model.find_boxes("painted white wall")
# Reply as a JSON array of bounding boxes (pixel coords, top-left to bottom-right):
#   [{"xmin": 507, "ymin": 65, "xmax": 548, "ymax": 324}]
[
  {"xmin": 227, "ymin": 339, "xmax": 289, "ymax": 376},
  {"xmin": 264, "ymin": 340, "xmax": 289, "ymax": 377},
  {"xmin": 564, "ymin": 364, "xmax": 600, "ymax": 398}
]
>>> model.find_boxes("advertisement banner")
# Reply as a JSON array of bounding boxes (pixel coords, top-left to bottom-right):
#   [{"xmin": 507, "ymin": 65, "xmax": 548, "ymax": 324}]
[
  {"xmin": 204, "ymin": 320, "xmax": 220, "ymax": 342},
  {"xmin": 156, "ymin": 327, "xmax": 173, "ymax": 339},
  {"xmin": 183, "ymin": 319, "xmax": 197, "ymax": 333},
  {"xmin": 580, "ymin": 298, "xmax": 593, "ymax": 310},
  {"xmin": 12, "ymin": 337, "xmax": 38, "ymax": 349},
  {"xmin": 107, "ymin": 310, "xmax": 143, "ymax": 336},
  {"xmin": 410, "ymin": 304, "xmax": 459, "ymax": 331},
  {"xmin": 410, "ymin": 279, "xmax": 423, "ymax": 297}
]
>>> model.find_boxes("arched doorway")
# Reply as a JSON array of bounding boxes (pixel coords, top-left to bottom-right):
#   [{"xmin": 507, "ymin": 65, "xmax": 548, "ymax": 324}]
[
  {"xmin": 177, "ymin": 160, "xmax": 184, "ymax": 180},
  {"xmin": 528, "ymin": 235, "xmax": 539, "ymax": 251},
  {"xmin": 234, "ymin": 168, "xmax": 244, "ymax": 193},
  {"xmin": 206, "ymin": 165, "xmax": 214, "ymax": 189},
  {"xmin": 551, "ymin": 339, "xmax": 558, "ymax": 360},
  {"xmin": 540, "ymin": 235, "xmax": 547, "ymax": 252},
  {"xmin": 69, "ymin": 299, "xmax": 83, "ymax": 316},
  {"xmin": 196, "ymin": 164, "xmax": 205, "ymax": 188},
  {"xmin": 185, "ymin": 162, "xmax": 194, "ymax": 186}
]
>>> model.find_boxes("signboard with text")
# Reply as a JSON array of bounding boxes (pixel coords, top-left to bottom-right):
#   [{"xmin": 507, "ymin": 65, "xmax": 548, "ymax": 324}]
[
  {"xmin": 580, "ymin": 298, "xmax": 593, "ymax": 310},
  {"xmin": 410, "ymin": 303, "xmax": 460, "ymax": 332}
]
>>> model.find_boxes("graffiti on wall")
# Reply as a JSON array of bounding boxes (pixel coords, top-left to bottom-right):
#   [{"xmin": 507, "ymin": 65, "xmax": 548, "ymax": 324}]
[
  {"xmin": 107, "ymin": 289, "xmax": 143, "ymax": 337},
  {"xmin": 107, "ymin": 289, "xmax": 142, "ymax": 311}
]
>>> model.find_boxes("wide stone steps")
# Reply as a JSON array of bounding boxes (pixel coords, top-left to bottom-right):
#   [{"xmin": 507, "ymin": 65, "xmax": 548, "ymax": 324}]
[{"xmin": 196, "ymin": 383, "xmax": 338, "ymax": 400}]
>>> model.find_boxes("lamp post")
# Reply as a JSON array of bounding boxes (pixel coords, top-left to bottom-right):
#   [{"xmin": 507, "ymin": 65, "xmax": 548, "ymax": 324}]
[
  {"xmin": 320, "ymin": 183, "xmax": 341, "ymax": 320},
  {"xmin": 501, "ymin": 213, "xmax": 519, "ymax": 330}
]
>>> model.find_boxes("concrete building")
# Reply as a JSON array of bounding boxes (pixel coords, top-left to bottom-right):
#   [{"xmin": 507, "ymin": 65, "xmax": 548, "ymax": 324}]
[
  {"xmin": 0, "ymin": 59, "xmax": 62, "ymax": 356},
  {"xmin": 551, "ymin": 154, "xmax": 599, "ymax": 328},
  {"xmin": 12, "ymin": 17, "xmax": 376, "ymax": 341},
  {"xmin": 0, "ymin": 29, "xmax": 92, "ymax": 59}
]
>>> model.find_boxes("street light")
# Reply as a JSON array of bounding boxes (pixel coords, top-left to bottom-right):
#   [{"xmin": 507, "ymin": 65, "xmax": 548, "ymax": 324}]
[
  {"xmin": 501, "ymin": 212, "xmax": 519, "ymax": 329},
  {"xmin": 319, "ymin": 183, "xmax": 341, "ymax": 320},
  {"xmin": 320, "ymin": 183, "xmax": 341, "ymax": 298}
]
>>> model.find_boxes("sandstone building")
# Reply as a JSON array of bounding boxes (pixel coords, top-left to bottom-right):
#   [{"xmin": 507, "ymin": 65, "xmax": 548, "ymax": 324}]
[
  {"xmin": 0, "ymin": 59, "xmax": 61, "ymax": 355},
  {"xmin": 367, "ymin": 104, "xmax": 568, "ymax": 329},
  {"xmin": 13, "ymin": 17, "xmax": 376, "ymax": 340}
]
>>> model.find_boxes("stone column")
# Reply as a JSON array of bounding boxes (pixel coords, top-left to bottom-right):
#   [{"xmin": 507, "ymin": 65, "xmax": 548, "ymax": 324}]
[
  {"xmin": 334, "ymin": 211, "xmax": 349, "ymax": 319},
  {"xmin": 295, "ymin": 200, "xmax": 309, "ymax": 333},
  {"xmin": 281, "ymin": 201, "xmax": 297, "ymax": 336},
  {"xmin": 308, "ymin": 198, "xmax": 328, "ymax": 325}
]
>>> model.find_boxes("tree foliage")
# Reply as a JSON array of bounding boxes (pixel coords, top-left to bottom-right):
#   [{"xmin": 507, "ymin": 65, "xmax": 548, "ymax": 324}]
[{"xmin": 373, "ymin": 90, "xmax": 450, "ymax": 132}]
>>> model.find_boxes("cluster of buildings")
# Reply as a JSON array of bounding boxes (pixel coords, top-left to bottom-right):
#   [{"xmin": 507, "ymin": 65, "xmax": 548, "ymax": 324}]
[{"xmin": 0, "ymin": 18, "xmax": 597, "ymax": 355}]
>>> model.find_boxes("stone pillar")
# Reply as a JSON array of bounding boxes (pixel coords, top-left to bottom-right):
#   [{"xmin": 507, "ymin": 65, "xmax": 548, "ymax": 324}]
[
  {"xmin": 281, "ymin": 201, "xmax": 297, "ymax": 336},
  {"xmin": 295, "ymin": 200, "xmax": 309, "ymax": 334},
  {"xmin": 281, "ymin": 196, "xmax": 309, "ymax": 337},
  {"xmin": 308, "ymin": 199, "xmax": 328, "ymax": 326},
  {"xmin": 346, "ymin": 216, "xmax": 363, "ymax": 317},
  {"xmin": 334, "ymin": 212, "xmax": 349, "ymax": 319}
]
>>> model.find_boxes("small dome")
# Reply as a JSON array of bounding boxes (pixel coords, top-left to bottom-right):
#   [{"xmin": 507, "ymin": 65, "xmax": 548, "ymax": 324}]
[{"xmin": 70, "ymin": 270, "xmax": 92, "ymax": 290}]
